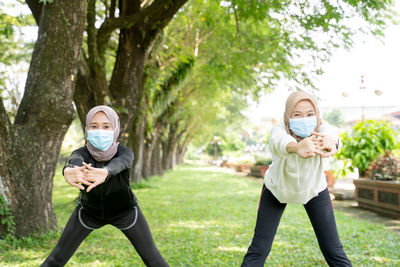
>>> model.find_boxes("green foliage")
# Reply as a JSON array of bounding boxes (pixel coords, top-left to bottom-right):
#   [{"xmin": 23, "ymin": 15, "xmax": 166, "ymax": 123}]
[
  {"xmin": 0, "ymin": 3, "xmax": 34, "ymax": 65},
  {"xmin": 254, "ymin": 156, "xmax": 273, "ymax": 166},
  {"xmin": 1, "ymin": 165, "xmax": 400, "ymax": 265},
  {"xmin": 153, "ymin": 0, "xmax": 395, "ymax": 151},
  {"xmin": 205, "ymin": 141, "xmax": 222, "ymax": 158},
  {"xmin": 0, "ymin": 1, "xmax": 35, "ymax": 118},
  {"xmin": 323, "ymin": 109, "xmax": 345, "ymax": 127},
  {"xmin": 184, "ymin": 143, "xmax": 202, "ymax": 160},
  {"xmin": 203, "ymin": 131, "xmax": 247, "ymax": 158},
  {"xmin": 367, "ymin": 152, "xmax": 400, "ymax": 181},
  {"xmin": 221, "ymin": 132, "xmax": 246, "ymax": 153},
  {"xmin": 0, "ymin": 195, "xmax": 15, "ymax": 236},
  {"xmin": 336, "ymin": 120, "xmax": 400, "ymax": 177}
]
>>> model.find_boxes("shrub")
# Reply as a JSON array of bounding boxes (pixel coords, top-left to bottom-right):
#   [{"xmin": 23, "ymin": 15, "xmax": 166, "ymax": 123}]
[
  {"xmin": 336, "ymin": 120, "xmax": 400, "ymax": 177},
  {"xmin": 0, "ymin": 196, "xmax": 15, "ymax": 236},
  {"xmin": 367, "ymin": 152, "xmax": 400, "ymax": 181},
  {"xmin": 254, "ymin": 158, "xmax": 273, "ymax": 166}
]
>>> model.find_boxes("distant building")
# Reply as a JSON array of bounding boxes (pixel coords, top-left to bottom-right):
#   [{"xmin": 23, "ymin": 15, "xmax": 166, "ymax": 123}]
[{"xmin": 320, "ymin": 106, "xmax": 400, "ymax": 123}]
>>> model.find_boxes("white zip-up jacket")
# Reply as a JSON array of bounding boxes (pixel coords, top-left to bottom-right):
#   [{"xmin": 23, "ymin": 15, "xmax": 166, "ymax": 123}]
[{"xmin": 264, "ymin": 122, "xmax": 340, "ymax": 204}]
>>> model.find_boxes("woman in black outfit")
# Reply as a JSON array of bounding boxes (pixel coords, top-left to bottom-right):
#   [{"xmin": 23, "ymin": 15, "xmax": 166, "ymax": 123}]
[{"xmin": 41, "ymin": 106, "xmax": 168, "ymax": 267}]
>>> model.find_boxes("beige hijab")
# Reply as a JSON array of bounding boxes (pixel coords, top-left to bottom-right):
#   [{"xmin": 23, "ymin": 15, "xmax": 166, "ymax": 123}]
[
  {"xmin": 283, "ymin": 91, "xmax": 322, "ymax": 141},
  {"xmin": 85, "ymin": 105, "xmax": 120, "ymax": 162}
]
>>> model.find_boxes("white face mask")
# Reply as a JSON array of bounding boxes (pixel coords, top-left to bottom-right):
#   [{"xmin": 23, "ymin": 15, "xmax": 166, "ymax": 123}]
[
  {"xmin": 289, "ymin": 116, "xmax": 317, "ymax": 138},
  {"xmin": 87, "ymin": 130, "xmax": 114, "ymax": 151}
]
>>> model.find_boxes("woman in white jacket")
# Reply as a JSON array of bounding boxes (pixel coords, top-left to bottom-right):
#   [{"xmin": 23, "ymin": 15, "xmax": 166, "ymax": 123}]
[{"xmin": 241, "ymin": 91, "xmax": 352, "ymax": 267}]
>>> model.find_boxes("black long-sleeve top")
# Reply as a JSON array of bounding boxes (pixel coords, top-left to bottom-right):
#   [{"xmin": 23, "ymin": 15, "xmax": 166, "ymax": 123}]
[{"xmin": 63, "ymin": 144, "xmax": 137, "ymax": 218}]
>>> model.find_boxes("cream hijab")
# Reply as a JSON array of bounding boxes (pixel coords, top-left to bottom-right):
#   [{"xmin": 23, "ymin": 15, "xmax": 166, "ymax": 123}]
[
  {"xmin": 283, "ymin": 91, "xmax": 322, "ymax": 141},
  {"xmin": 85, "ymin": 105, "xmax": 120, "ymax": 162}
]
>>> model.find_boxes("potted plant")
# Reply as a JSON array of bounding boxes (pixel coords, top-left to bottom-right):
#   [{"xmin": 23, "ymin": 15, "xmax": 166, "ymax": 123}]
[
  {"xmin": 250, "ymin": 158, "xmax": 273, "ymax": 178},
  {"xmin": 336, "ymin": 120, "xmax": 400, "ymax": 178},
  {"xmin": 354, "ymin": 152, "xmax": 400, "ymax": 218},
  {"xmin": 235, "ymin": 160, "xmax": 252, "ymax": 173},
  {"xmin": 324, "ymin": 170, "xmax": 336, "ymax": 188},
  {"xmin": 337, "ymin": 119, "xmax": 400, "ymax": 218}
]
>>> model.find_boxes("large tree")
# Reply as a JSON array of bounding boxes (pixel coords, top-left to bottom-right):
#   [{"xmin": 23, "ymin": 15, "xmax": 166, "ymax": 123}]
[
  {"xmin": 0, "ymin": 0, "xmax": 86, "ymax": 237},
  {"xmin": 73, "ymin": 0, "xmax": 188, "ymax": 181}
]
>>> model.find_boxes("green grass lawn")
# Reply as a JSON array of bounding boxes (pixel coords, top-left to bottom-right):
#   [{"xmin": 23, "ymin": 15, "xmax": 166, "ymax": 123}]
[{"xmin": 1, "ymin": 164, "xmax": 399, "ymax": 266}]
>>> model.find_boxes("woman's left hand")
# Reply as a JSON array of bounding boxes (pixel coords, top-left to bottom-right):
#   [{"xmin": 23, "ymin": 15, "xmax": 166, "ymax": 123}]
[
  {"xmin": 311, "ymin": 132, "xmax": 337, "ymax": 157},
  {"xmin": 82, "ymin": 162, "xmax": 109, "ymax": 192}
]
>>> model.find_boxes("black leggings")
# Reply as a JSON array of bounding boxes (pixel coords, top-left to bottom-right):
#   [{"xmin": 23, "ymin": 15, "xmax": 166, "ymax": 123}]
[
  {"xmin": 241, "ymin": 185, "xmax": 352, "ymax": 267},
  {"xmin": 41, "ymin": 205, "xmax": 169, "ymax": 267}
]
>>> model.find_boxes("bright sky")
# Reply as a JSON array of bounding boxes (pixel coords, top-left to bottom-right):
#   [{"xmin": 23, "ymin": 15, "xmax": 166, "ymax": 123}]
[{"xmin": 251, "ymin": 0, "xmax": 400, "ymax": 122}]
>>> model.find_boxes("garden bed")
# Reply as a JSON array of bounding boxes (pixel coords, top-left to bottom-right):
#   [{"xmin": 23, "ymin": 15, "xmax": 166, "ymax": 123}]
[
  {"xmin": 249, "ymin": 165, "xmax": 269, "ymax": 178},
  {"xmin": 354, "ymin": 178, "xmax": 400, "ymax": 218}
]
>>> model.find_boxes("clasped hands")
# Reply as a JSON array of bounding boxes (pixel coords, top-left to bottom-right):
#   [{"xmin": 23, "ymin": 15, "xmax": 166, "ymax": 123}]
[
  {"xmin": 64, "ymin": 162, "xmax": 108, "ymax": 192},
  {"xmin": 294, "ymin": 132, "xmax": 337, "ymax": 159}
]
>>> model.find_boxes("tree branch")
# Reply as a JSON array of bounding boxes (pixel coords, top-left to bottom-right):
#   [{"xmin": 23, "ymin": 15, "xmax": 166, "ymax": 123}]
[
  {"xmin": 96, "ymin": 0, "xmax": 188, "ymax": 55},
  {"xmin": 110, "ymin": 0, "xmax": 116, "ymax": 18},
  {"xmin": 87, "ymin": 0, "xmax": 98, "ymax": 67},
  {"xmin": 142, "ymin": 0, "xmax": 188, "ymax": 43},
  {"xmin": 25, "ymin": 0, "xmax": 43, "ymax": 25},
  {"xmin": 233, "ymin": 5, "xmax": 242, "ymax": 36}
]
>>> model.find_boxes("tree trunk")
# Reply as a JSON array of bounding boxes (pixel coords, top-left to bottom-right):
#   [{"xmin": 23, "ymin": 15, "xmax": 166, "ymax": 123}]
[
  {"xmin": 178, "ymin": 147, "xmax": 186, "ymax": 164},
  {"xmin": 177, "ymin": 139, "xmax": 190, "ymax": 165},
  {"xmin": 176, "ymin": 135, "xmax": 191, "ymax": 165},
  {"xmin": 129, "ymin": 114, "xmax": 145, "ymax": 183},
  {"xmin": 0, "ymin": 0, "xmax": 86, "ymax": 237},
  {"xmin": 109, "ymin": 21, "xmax": 147, "ymax": 143},
  {"xmin": 161, "ymin": 139, "xmax": 168, "ymax": 172},
  {"xmin": 142, "ymin": 144, "xmax": 152, "ymax": 179},
  {"xmin": 171, "ymin": 142, "xmax": 178, "ymax": 168},
  {"xmin": 143, "ymin": 130, "xmax": 160, "ymax": 179},
  {"xmin": 73, "ymin": 66, "xmax": 97, "ymax": 129},
  {"xmin": 162, "ymin": 136, "xmax": 175, "ymax": 171},
  {"xmin": 151, "ymin": 138, "xmax": 163, "ymax": 176},
  {"xmin": 176, "ymin": 145, "xmax": 183, "ymax": 165}
]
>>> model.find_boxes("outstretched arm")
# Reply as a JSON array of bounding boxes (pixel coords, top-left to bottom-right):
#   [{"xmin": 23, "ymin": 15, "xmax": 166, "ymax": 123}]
[
  {"xmin": 104, "ymin": 145, "xmax": 134, "ymax": 177},
  {"xmin": 269, "ymin": 126, "xmax": 298, "ymax": 157},
  {"xmin": 62, "ymin": 148, "xmax": 86, "ymax": 174}
]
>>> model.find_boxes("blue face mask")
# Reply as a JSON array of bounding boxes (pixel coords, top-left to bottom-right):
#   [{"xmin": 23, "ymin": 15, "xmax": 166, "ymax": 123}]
[
  {"xmin": 289, "ymin": 116, "xmax": 317, "ymax": 138},
  {"xmin": 87, "ymin": 130, "xmax": 114, "ymax": 151}
]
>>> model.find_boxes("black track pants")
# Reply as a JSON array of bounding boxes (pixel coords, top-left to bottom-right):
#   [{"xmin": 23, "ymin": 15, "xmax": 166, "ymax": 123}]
[
  {"xmin": 41, "ymin": 205, "xmax": 169, "ymax": 267},
  {"xmin": 241, "ymin": 185, "xmax": 352, "ymax": 267}
]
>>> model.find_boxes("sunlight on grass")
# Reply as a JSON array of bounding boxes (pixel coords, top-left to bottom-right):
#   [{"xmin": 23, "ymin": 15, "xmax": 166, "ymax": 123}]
[
  {"xmin": 168, "ymin": 220, "xmax": 242, "ymax": 230},
  {"xmin": 216, "ymin": 245, "xmax": 247, "ymax": 252},
  {"xmin": 1, "ymin": 164, "xmax": 400, "ymax": 266}
]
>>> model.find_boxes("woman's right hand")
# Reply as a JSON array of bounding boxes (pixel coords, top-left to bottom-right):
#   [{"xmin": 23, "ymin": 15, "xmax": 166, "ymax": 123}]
[
  {"xmin": 64, "ymin": 165, "xmax": 93, "ymax": 190},
  {"xmin": 295, "ymin": 136, "xmax": 325, "ymax": 158}
]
